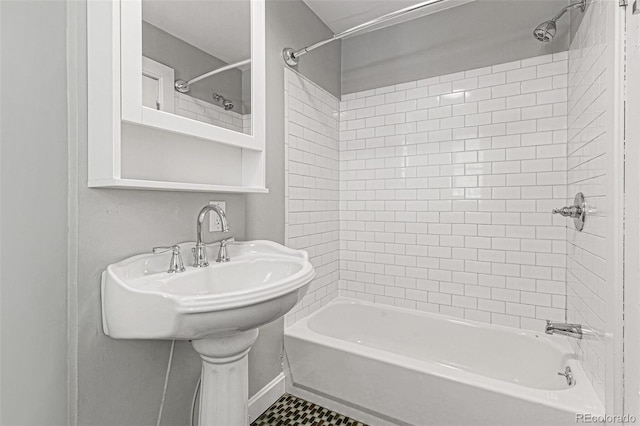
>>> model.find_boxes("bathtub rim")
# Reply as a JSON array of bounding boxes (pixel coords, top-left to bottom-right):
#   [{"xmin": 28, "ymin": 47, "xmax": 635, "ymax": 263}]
[{"xmin": 285, "ymin": 297, "xmax": 605, "ymax": 417}]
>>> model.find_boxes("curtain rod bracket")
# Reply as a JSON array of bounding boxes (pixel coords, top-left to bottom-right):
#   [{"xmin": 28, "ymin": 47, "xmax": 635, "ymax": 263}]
[
  {"xmin": 174, "ymin": 80, "xmax": 190, "ymax": 93},
  {"xmin": 283, "ymin": 48, "xmax": 299, "ymax": 66}
]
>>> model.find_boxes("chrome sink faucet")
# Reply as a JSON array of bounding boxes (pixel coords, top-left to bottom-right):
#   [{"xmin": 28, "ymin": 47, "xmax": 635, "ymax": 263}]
[
  {"xmin": 193, "ymin": 205, "xmax": 230, "ymax": 267},
  {"xmin": 545, "ymin": 320, "xmax": 583, "ymax": 339}
]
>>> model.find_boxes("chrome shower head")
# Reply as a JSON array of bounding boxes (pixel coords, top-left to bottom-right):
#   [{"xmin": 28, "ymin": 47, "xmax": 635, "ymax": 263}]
[
  {"xmin": 533, "ymin": 20, "xmax": 557, "ymax": 42},
  {"xmin": 533, "ymin": 0, "xmax": 585, "ymax": 43},
  {"xmin": 213, "ymin": 93, "xmax": 234, "ymax": 111}
]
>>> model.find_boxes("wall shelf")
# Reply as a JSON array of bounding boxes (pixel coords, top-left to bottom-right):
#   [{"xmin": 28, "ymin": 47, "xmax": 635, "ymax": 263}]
[
  {"xmin": 88, "ymin": 178, "xmax": 269, "ymax": 194},
  {"xmin": 138, "ymin": 108, "xmax": 264, "ymax": 152}
]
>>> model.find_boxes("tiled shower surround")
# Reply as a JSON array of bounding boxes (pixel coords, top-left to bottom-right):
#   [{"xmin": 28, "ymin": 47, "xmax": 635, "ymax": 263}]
[
  {"xmin": 286, "ymin": 52, "xmax": 570, "ymax": 330},
  {"xmin": 565, "ymin": 0, "xmax": 611, "ymax": 404},
  {"xmin": 339, "ymin": 54, "xmax": 569, "ymax": 330},
  {"xmin": 285, "ymin": 69, "xmax": 341, "ymax": 324},
  {"xmin": 174, "ymin": 92, "xmax": 250, "ymax": 134}
]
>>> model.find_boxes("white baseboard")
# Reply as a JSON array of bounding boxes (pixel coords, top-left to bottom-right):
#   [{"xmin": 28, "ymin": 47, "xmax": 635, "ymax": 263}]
[{"xmin": 248, "ymin": 373, "xmax": 285, "ymax": 423}]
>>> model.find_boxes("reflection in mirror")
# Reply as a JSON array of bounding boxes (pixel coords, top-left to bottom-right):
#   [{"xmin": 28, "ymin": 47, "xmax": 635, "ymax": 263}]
[{"xmin": 141, "ymin": 0, "xmax": 252, "ymax": 135}]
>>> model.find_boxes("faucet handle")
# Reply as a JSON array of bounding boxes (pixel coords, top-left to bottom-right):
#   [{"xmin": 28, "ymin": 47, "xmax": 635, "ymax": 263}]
[
  {"xmin": 552, "ymin": 206, "xmax": 582, "ymax": 217},
  {"xmin": 217, "ymin": 239, "xmax": 231, "ymax": 263},
  {"xmin": 152, "ymin": 244, "xmax": 186, "ymax": 273},
  {"xmin": 557, "ymin": 366, "xmax": 575, "ymax": 386},
  {"xmin": 152, "ymin": 244, "xmax": 181, "ymax": 254},
  {"xmin": 205, "ymin": 236, "xmax": 235, "ymax": 246}
]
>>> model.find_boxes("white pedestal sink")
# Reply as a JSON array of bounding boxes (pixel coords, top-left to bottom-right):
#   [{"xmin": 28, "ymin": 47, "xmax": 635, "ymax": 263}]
[{"xmin": 101, "ymin": 240, "xmax": 315, "ymax": 426}]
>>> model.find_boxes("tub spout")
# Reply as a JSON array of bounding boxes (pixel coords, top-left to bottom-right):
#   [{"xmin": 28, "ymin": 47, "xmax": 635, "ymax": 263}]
[{"xmin": 545, "ymin": 320, "xmax": 582, "ymax": 339}]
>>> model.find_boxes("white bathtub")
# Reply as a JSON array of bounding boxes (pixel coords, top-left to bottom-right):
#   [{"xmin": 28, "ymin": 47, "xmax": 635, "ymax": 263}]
[{"xmin": 284, "ymin": 298, "xmax": 604, "ymax": 426}]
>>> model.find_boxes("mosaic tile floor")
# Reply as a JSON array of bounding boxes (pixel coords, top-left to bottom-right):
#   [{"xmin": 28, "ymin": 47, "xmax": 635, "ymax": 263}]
[{"xmin": 252, "ymin": 394, "xmax": 368, "ymax": 426}]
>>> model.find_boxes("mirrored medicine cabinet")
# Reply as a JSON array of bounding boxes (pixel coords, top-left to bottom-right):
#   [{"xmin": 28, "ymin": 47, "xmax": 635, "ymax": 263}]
[{"xmin": 88, "ymin": 0, "xmax": 266, "ymax": 193}]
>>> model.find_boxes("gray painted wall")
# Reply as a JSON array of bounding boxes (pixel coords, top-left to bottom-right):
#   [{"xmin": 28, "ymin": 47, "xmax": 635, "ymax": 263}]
[
  {"xmin": 143, "ymin": 22, "xmax": 247, "ymax": 114},
  {"xmin": 0, "ymin": 1, "xmax": 69, "ymax": 424},
  {"xmin": 341, "ymin": 0, "xmax": 571, "ymax": 94},
  {"xmin": 569, "ymin": 4, "xmax": 587, "ymax": 42},
  {"xmin": 245, "ymin": 0, "xmax": 342, "ymax": 397}
]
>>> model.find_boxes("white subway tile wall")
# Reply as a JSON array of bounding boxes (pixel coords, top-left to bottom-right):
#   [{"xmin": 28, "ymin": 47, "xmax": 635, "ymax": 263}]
[
  {"xmin": 285, "ymin": 69, "xmax": 341, "ymax": 325},
  {"xmin": 566, "ymin": 0, "xmax": 611, "ymax": 404},
  {"xmin": 339, "ymin": 52, "xmax": 569, "ymax": 330},
  {"xmin": 174, "ymin": 92, "xmax": 249, "ymax": 134}
]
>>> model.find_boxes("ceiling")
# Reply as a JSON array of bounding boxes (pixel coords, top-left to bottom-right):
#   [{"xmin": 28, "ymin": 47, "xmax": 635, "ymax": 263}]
[{"xmin": 142, "ymin": 0, "xmax": 250, "ymax": 64}]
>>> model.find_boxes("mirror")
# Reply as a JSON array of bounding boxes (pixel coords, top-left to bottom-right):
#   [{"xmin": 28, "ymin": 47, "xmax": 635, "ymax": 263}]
[
  {"xmin": 140, "ymin": 0, "xmax": 252, "ymax": 135},
  {"xmin": 88, "ymin": 0, "xmax": 265, "ymax": 191}
]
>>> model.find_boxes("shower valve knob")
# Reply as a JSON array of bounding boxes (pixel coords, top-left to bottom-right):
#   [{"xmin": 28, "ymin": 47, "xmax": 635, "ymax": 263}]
[
  {"xmin": 552, "ymin": 192, "xmax": 586, "ymax": 231},
  {"xmin": 552, "ymin": 206, "xmax": 582, "ymax": 218}
]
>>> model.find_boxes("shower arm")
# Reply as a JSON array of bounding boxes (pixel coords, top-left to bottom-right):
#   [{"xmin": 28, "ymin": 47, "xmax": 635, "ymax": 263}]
[
  {"xmin": 283, "ymin": 0, "xmax": 449, "ymax": 66},
  {"xmin": 175, "ymin": 58, "xmax": 251, "ymax": 93},
  {"xmin": 551, "ymin": 0, "xmax": 586, "ymax": 22}
]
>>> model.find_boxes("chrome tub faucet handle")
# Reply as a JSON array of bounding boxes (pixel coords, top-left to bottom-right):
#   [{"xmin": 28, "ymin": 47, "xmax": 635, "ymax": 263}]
[
  {"xmin": 557, "ymin": 366, "xmax": 575, "ymax": 386},
  {"xmin": 552, "ymin": 205, "xmax": 583, "ymax": 217},
  {"xmin": 552, "ymin": 192, "xmax": 586, "ymax": 231}
]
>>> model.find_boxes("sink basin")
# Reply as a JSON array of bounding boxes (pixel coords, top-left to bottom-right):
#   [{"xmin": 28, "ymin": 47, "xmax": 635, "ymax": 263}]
[
  {"xmin": 101, "ymin": 240, "xmax": 315, "ymax": 340},
  {"xmin": 102, "ymin": 239, "xmax": 315, "ymax": 425}
]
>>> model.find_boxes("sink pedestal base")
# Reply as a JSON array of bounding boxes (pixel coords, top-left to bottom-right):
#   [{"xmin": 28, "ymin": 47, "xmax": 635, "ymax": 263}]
[{"xmin": 192, "ymin": 329, "xmax": 260, "ymax": 426}]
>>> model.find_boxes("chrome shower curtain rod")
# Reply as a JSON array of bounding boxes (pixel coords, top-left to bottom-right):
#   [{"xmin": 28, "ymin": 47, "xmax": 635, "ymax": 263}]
[
  {"xmin": 174, "ymin": 58, "xmax": 251, "ymax": 93},
  {"xmin": 283, "ymin": 0, "xmax": 448, "ymax": 66}
]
